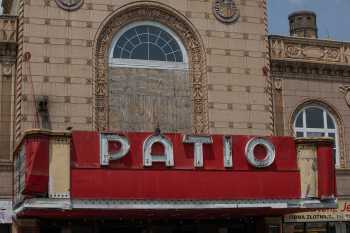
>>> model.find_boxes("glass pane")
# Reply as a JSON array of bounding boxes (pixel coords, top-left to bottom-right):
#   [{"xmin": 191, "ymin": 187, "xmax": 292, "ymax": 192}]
[
  {"xmin": 121, "ymin": 50, "xmax": 130, "ymax": 59},
  {"xmin": 166, "ymin": 53, "xmax": 176, "ymax": 62},
  {"xmin": 295, "ymin": 113, "xmax": 303, "ymax": 127},
  {"xmin": 131, "ymin": 44, "xmax": 148, "ymax": 60},
  {"xmin": 124, "ymin": 29, "xmax": 136, "ymax": 39},
  {"xmin": 328, "ymin": 133, "xmax": 335, "ymax": 138},
  {"xmin": 131, "ymin": 36, "xmax": 140, "ymax": 45},
  {"xmin": 306, "ymin": 223, "xmax": 327, "ymax": 233},
  {"xmin": 139, "ymin": 34, "xmax": 148, "ymax": 43},
  {"xmin": 160, "ymin": 31, "xmax": 172, "ymax": 42},
  {"xmin": 306, "ymin": 132, "xmax": 325, "ymax": 137},
  {"xmin": 163, "ymin": 44, "xmax": 172, "ymax": 54},
  {"xmin": 135, "ymin": 25, "xmax": 147, "ymax": 34},
  {"xmin": 149, "ymin": 26, "xmax": 160, "ymax": 35},
  {"xmin": 327, "ymin": 114, "xmax": 335, "ymax": 129},
  {"xmin": 124, "ymin": 42, "xmax": 134, "ymax": 51},
  {"xmin": 116, "ymin": 36, "xmax": 127, "ymax": 47},
  {"xmin": 149, "ymin": 34, "xmax": 157, "ymax": 43},
  {"xmin": 114, "ymin": 24, "xmax": 184, "ymax": 63},
  {"xmin": 296, "ymin": 132, "xmax": 304, "ymax": 137},
  {"xmin": 305, "ymin": 108, "xmax": 324, "ymax": 128},
  {"xmin": 169, "ymin": 40, "xmax": 180, "ymax": 51},
  {"xmin": 284, "ymin": 223, "xmax": 304, "ymax": 233},
  {"xmin": 113, "ymin": 47, "xmax": 122, "ymax": 58},
  {"xmin": 157, "ymin": 38, "xmax": 166, "ymax": 47},
  {"xmin": 148, "ymin": 44, "xmax": 166, "ymax": 61},
  {"xmin": 174, "ymin": 51, "xmax": 183, "ymax": 62}
]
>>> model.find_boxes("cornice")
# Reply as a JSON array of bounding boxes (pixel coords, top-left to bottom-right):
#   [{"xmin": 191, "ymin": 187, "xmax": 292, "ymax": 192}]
[
  {"xmin": 269, "ymin": 35, "xmax": 350, "ymax": 47},
  {"xmin": 336, "ymin": 168, "xmax": 350, "ymax": 176},
  {"xmin": 271, "ymin": 59, "xmax": 350, "ymax": 83},
  {"xmin": 269, "ymin": 35, "xmax": 350, "ymax": 71}
]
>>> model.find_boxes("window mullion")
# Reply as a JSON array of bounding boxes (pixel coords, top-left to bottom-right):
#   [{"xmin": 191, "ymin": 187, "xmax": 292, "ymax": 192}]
[
  {"xmin": 147, "ymin": 26, "xmax": 150, "ymax": 61},
  {"xmin": 302, "ymin": 110, "xmax": 307, "ymax": 137},
  {"xmin": 323, "ymin": 110, "xmax": 328, "ymax": 130}
]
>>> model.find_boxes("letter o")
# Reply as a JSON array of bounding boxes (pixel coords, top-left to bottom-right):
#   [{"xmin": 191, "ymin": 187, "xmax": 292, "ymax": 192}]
[{"xmin": 245, "ymin": 137, "xmax": 275, "ymax": 168}]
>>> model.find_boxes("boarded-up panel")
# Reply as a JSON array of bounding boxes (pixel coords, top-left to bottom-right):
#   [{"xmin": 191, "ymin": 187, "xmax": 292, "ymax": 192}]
[
  {"xmin": 49, "ymin": 136, "xmax": 70, "ymax": 198},
  {"xmin": 297, "ymin": 144, "xmax": 318, "ymax": 198},
  {"xmin": 109, "ymin": 67, "xmax": 191, "ymax": 133}
]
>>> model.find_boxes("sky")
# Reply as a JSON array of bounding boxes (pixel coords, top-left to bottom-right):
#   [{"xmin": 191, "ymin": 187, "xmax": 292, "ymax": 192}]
[{"xmin": 268, "ymin": 0, "xmax": 350, "ymax": 41}]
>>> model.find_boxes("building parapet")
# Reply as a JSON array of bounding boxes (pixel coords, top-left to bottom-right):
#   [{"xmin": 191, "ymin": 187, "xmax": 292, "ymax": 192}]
[{"xmin": 269, "ymin": 35, "xmax": 350, "ymax": 66}]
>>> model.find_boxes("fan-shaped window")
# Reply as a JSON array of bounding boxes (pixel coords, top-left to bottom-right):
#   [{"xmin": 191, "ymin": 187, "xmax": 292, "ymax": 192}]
[
  {"xmin": 109, "ymin": 22, "xmax": 187, "ymax": 69},
  {"xmin": 294, "ymin": 106, "xmax": 339, "ymax": 166}
]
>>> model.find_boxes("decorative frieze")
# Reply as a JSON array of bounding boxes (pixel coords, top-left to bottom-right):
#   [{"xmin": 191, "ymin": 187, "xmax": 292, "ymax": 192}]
[{"xmin": 270, "ymin": 36, "xmax": 350, "ymax": 65}]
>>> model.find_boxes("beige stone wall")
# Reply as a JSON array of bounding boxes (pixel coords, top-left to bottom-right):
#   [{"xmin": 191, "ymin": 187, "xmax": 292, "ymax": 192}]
[
  {"xmin": 16, "ymin": 0, "xmax": 270, "ymax": 138},
  {"xmin": 278, "ymin": 78, "xmax": 350, "ymax": 168},
  {"xmin": 0, "ymin": 63, "xmax": 15, "ymax": 161},
  {"xmin": 0, "ymin": 167, "xmax": 12, "ymax": 198}
]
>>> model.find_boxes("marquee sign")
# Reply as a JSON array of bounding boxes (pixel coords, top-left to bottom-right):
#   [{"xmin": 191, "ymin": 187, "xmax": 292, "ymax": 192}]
[
  {"xmin": 100, "ymin": 133, "xmax": 276, "ymax": 168},
  {"xmin": 13, "ymin": 130, "xmax": 336, "ymax": 208}
]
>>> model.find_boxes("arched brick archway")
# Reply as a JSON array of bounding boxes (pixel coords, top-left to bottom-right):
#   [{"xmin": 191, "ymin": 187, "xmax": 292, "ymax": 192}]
[{"xmin": 93, "ymin": 2, "xmax": 209, "ymax": 134}]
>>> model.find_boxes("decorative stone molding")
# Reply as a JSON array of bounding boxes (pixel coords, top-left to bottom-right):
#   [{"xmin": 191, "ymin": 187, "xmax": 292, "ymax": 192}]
[
  {"xmin": 0, "ymin": 16, "xmax": 17, "ymax": 43},
  {"xmin": 274, "ymin": 78, "xmax": 282, "ymax": 90},
  {"xmin": 54, "ymin": 0, "xmax": 84, "ymax": 11},
  {"xmin": 212, "ymin": 0, "xmax": 240, "ymax": 24},
  {"xmin": 270, "ymin": 35, "xmax": 350, "ymax": 65},
  {"xmin": 2, "ymin": 63, "xmax": 12, "ymax": 76},
  {"xmin": 94, "ymin": 2, "xmax": 209, "ymax": 134},
  {"xmin": 271, "ymin": 60, "xmax": 350, "ymax": 82},
  {"xmin": 339, "ymin": 85, "xmax": 350, "ymax": 106}
]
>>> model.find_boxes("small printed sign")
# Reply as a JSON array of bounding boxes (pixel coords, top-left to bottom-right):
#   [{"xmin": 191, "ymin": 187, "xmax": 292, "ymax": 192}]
[
  {"xmin": 285, "ymin": 200, "xmax": 350, "ymax": 222},
  {"xmin": 0, "ymin": 201, "xmax": 12, "ymax": 224}
]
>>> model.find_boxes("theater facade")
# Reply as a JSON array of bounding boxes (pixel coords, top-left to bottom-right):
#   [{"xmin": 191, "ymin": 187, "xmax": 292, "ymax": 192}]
[{"xmin": 0, "ymin": 0, "xmax": 347, "ymax": 233}]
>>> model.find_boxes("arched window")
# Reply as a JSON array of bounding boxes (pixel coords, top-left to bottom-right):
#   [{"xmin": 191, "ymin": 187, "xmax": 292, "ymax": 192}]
[
  {"xmin": 106, "ymin": 21, "xmax": 192, "ymax": 133},
  {"xmin": 109, "ymin": 21, "xmax": 188, "ymax": 69},
  {"xmin": 293, "ymin": 105, "xmax": 339, "ymax": 166}
]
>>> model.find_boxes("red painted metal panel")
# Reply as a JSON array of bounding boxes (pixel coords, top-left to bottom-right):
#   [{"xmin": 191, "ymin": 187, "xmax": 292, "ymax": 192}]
[
  {"xmin": 71, "ymin": 169, "xmax": 301, "ymax": 199},
  {"xmin": 69, "ymin": 132, "xmax": 301, "ymax": 200},
  {"xmin": 317, "ymin": 142, "xmax": 336, "ymax": 199},
  {"xmin": 23, "ymin": 135, "xmax": 49, "ymax": 195},
  {"xmin": 71, "ymin": 131, "xmax": 100, "ymax": 168}
]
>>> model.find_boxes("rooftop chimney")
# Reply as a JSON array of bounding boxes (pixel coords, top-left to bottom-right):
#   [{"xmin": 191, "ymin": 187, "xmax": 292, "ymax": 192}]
[{"xmin": 288, "ymin": 11, "xmax": 318, "ymax": 38}]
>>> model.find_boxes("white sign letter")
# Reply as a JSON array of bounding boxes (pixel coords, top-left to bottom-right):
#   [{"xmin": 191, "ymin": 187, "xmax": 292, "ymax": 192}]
[
  {"xmin": 183, "ymin": 135, "xmax": 213, "ymax": 168},
  {"xmin": 143, "ymin": 135, "xmax": 174, "ymax": 167},
  {"xmin": 224, "ymin": 136, "xmax": 233, "ymax": 168},
  {"xmin": 100, "ymin": 134, "xmax": 130, "ymax": 166},
  {"xmin": 245, "ymin": 137, "xmax": 275, "ymax": 168}
]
